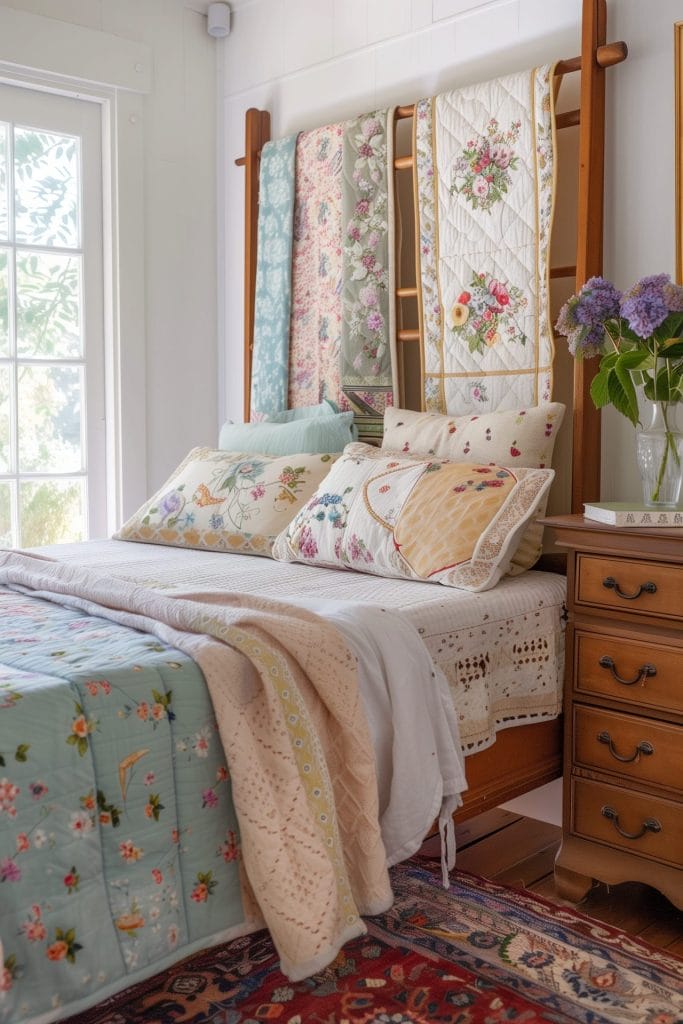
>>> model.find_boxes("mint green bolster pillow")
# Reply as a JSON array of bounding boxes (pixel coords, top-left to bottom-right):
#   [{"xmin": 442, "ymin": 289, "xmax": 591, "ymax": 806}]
[
  {"xmin": 218, "ymin": 412, "xmax": 355, "ymax": 455},
  {"xmin": 264, "ymin": 400, "xmax": 339, "ymax": 421}
]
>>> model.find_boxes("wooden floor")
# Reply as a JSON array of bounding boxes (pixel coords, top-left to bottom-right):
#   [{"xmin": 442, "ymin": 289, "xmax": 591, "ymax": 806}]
[{"xmin": 443, "ymin": 808, "xmax": 683, "ymax": 955}]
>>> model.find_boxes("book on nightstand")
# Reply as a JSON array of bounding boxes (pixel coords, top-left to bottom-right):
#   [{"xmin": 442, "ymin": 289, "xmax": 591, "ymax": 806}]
[{"xmin": 583, "ymin": 502, "xmax": 683, "ymax": 527}]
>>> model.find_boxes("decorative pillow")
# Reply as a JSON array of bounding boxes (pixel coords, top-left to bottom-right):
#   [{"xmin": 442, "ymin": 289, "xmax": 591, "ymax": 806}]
[
  {"xmin": 114, "ymin": 448, "xmax": 339, "ymax": 557},
  {"xmin": 272, "ymin": 443, "xmax": 554, "ymax": 592},
  {"xmin": 218, "ymin": 412, "xmax": 355, "ymax": 456},
  {"xmin": 381, "ymin": 404, "xmax": 565, "ymax": 573},
  {"xmin": 264, "ymin": 400, "xmax": 339, "ymax": 422}
]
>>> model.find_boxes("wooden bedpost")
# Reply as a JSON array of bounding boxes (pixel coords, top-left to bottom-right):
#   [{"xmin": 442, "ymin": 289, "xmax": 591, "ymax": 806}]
[
  {"xmin": 237, "ymin": 107, "xmax": 271, "ymax": 423},
  {"xmin": 572, "ymin": 0, "xmax": 608, "ymax": 512}
]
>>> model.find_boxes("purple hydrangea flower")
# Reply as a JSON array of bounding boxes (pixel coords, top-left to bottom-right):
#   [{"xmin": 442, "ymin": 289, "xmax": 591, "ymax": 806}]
[
  {"xmin": 663, "ymin": 280, "xmax": 683, "ymax": 312},
  {"xmin": 574, "ymin": 276, "xmax": 621, "ymax": 325},
  {"xmin": 620, "ymin": 273, "xmax": 670, "ymax": 338},
  {"xmin": 555, "ymin": 276, "xmax": 622, "ymax": 358}
]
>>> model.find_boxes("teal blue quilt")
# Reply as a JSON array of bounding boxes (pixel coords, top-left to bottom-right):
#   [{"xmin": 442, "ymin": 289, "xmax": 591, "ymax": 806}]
[{"xmin": 0, "ymin": 587, "xmax": 245, "ymax": 1023}]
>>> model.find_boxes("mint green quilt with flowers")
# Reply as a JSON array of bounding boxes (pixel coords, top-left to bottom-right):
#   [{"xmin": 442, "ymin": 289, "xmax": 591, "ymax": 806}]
[{"xmin": 0, "ymin": 587, "xmax": 243, "ymax": 1024}]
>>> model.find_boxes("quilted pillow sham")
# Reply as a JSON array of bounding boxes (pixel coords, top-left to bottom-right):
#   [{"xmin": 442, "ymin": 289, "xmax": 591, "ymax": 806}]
[
  {"xmin": 381, "ymin": 404, "xmax": 565, "ymax": 573},
  {"xmin": 218, "ymin": 412, "xmax": 355, "ymax": 455},
  {"xmin": 114, "ymin": 448, "xmax": 338, "ymax": 557},
  {"xmin": 382, "ymin": 404, "xmax": 565, "ymax": 467},
  {"xmin": 272, "ymin": 443, "xmax": 554, "ymax": 592}
]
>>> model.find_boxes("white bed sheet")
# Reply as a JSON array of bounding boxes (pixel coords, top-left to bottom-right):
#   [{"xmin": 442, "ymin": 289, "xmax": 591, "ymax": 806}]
[{"xmin": 37, "ymin": 540, "xmax": 566, "ymax": 753}]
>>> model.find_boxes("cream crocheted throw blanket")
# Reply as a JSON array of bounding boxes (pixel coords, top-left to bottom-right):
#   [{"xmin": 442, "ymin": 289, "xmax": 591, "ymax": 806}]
[{"xmin": 0, "ymin": 550, "xmax": 392, "ymax": 981}]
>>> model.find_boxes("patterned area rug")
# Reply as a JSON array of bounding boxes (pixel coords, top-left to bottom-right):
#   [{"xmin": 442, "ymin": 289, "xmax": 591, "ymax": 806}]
[{"xmin": 65, "ymin": 859, "xmax": 683, "ymax": 1024}]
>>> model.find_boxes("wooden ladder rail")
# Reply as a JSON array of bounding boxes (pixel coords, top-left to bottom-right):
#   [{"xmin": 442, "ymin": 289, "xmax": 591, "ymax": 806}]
[
  {"xmin": 236, "ymin": 0, "xmax": 626, "ymax": 511},
  {"xmin": 236, "ymin": 108, "xmax": 270, "ymax": 423}
]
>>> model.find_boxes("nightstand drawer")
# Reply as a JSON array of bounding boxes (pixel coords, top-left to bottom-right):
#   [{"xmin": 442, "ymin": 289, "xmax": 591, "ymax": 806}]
[
  {"xmin": 573, "ymin": 705, "xmax": 682, "ymax": 792},
  {"xmin": 572, "ymin": 778, "xmax": 683, "ymax": 867},
  {"xmin": 575, "ymin": 632, "xmax": 682, "ymax": 714},
  {"xmin": 576, "ymin": 554, "xmax": 682, "ymax": 621}
]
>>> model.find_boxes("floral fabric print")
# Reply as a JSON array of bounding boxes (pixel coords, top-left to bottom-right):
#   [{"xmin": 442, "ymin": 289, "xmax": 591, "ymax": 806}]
[
  {"xmin": 415, "ymin": 66, "xmax": 557, "ymax": 414},
  {"xmin": 447, "ymin": 271, "xmax": 528, "ymax": 355},
  {"xmin": 289, "ymin": 124, "xmax": 345, "ymax": 411},
  {"xmin": 381, "ymin": 403, "xmax": 565, "ymax": 573},
  {"xmin": 114, "ymin": 448, "xmax": 338, "ymax": 556},
  {"xmin": 0, "ymin": 588, "xmax": 242, "ymax": 1023},
  {"xmin": 250, "ymin": 134, "xmax": 298, "ymax": 419},
  {"xmin": 273, "ymin": 442, "xmax": 554, "ymax": 592},
  {"xmin": 341, "ymin": 110, "xmax": 396, "ymax": 442},
  {"xmin": 450, "ymin": 116, "xmax": 521, "ymax": 212}
]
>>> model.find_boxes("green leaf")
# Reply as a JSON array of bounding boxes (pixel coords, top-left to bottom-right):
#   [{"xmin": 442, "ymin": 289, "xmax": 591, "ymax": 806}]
[
  {"xmin": 0, "ymin": 755, "xmax": 5, "ymax": 767},
  {"xmin": 616, "ymin": 349, "xmax": 650, "ymax": 370},
  {"xmin": 607, "ymin": 370, "xmax": 640, "ymax": 426},
  {"xmin": 589, "ymin": 368, "xmax": 611, "ymax": 409},
  {"xmin": 77, "ymin": 737, "xmax": 88, "ymax": 757},
  {"xmin": 66, "ymin": 734, "xmax": 78, "ymax": 746},
  {"xmin": 14, "ymin": 744, "xmax": 30, "ymax": 762},
  {"xmin": 599, "ymin": 350, "xmax": 620, "ymax": 370},
  {"xmin": 658, "ymin": 339, "xmax": 683, "ymax": 360}
]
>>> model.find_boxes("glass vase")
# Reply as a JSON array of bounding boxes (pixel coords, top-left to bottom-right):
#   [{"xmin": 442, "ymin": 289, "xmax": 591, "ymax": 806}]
[{"xmin": 635, "ymin": 400, "xmax": 683, "ymax": 507}]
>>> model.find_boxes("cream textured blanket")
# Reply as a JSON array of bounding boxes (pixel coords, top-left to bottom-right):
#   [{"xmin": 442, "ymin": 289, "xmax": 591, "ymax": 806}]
[{"xmin": 0, "ymin": 550, "xmax": 392, "ymax": 981}]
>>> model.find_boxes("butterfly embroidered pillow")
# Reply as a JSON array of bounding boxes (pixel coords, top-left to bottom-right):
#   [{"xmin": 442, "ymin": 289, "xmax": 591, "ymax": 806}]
[
  {"xmin": 272, "ymin": 443, "xmax": 554, "ymax": 592},
  {"xmin": 114, "ymin": 448, "xmax": 338, "ymax": 556}
]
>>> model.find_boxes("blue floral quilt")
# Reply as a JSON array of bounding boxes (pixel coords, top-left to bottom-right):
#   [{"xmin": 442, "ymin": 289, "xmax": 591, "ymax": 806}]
[{"xmin": 0, "ymin": 587, "xmax": 245, "ymax": 1024}]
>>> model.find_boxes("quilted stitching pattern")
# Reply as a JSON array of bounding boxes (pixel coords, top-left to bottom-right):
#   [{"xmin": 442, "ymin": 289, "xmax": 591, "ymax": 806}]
[{"xmin": 416, "ymin": 66, "xmax": 556, "ymax": 413}]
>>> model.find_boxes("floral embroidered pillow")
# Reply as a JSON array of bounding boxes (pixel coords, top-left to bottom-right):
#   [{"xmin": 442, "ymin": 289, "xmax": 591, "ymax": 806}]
[
  {"xmin": 272, "ymin": 443, "xmax": 554, "ymax": 592},
  {"xmin": 381, "ymin": 404, "xmax": 565, "ymax": 573},
  {"xmin": 114, "ymin": 448, "xmax": 339, "ymax": 557}
]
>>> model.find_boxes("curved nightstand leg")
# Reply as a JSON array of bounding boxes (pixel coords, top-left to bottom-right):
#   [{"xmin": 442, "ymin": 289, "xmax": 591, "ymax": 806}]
[{"xmin": 554, "ymin": 862, "xmax": 593, "ymax": 903}]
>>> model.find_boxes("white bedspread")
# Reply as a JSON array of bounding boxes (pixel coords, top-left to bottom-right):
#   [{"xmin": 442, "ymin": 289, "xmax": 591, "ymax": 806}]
[{"xmin": 38, "ymin": 540, "xmax": 567, "ymax": 752}]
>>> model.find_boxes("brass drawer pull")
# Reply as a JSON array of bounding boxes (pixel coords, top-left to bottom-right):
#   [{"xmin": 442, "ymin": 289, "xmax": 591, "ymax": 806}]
[
  {"xmin": 600, "ymin": 805, "xmax": 661, "ymax": 840},
  {"xmin": 598, "ymin": 655, "xmax": 657, "ymax": 686},
  {"xmin": 602, "ymin": 576, "xmax": 657, "ymax": 600},
  {"xmin": 597, "ymin": 730, "xmax": 654, "ymax": 763}
]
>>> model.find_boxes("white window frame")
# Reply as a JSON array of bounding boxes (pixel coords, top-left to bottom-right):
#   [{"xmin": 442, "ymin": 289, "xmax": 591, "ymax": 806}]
[
  {"xmin": 0, "ymin": 5, "xmax": 152, "ymax": 533},
  {"xmin": 1, "ymin": 83, "xmax": 106, "ymax": 542}
]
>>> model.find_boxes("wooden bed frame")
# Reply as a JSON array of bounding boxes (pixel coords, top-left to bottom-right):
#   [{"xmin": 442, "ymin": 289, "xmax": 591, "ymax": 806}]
[{"xmin": 236, "ymin": 0, "xmax": 627, "ymax": 823}]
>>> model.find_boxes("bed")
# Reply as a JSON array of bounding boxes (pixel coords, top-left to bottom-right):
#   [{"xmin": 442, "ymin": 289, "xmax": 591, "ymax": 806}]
[{"xmin": 0, "ymin": 2, "xmax": 627, "ymax": 1021}]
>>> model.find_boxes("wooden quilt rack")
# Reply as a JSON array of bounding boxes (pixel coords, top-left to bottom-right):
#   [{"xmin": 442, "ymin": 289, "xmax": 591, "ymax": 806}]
[{"xmin": 237, "ymin": 0, "xmax": 627, "ymax": 822}]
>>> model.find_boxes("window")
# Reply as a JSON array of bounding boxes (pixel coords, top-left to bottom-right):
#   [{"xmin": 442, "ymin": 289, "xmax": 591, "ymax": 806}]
[{"xmin": 0, "ymin": 83, "xmax": 106, "ymax": 547}]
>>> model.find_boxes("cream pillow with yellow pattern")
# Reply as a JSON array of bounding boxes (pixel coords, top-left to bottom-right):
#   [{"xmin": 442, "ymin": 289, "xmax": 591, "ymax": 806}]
[
  {"xmin": 115, "ymin": 447, "xmax": 339, "ymax": 556},
  {"xmin": 272, "ymin": 443, "xmax": 554, "ymax": 592},
  {"xmin": 382, "ymin": 404, "xmax": 565, "ymax": 573}
]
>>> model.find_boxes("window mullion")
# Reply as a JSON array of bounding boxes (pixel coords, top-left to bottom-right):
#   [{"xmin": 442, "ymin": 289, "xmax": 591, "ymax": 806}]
[{"xmin": 7, "ymin": 124, "xmax": 19, "ymax": 546}]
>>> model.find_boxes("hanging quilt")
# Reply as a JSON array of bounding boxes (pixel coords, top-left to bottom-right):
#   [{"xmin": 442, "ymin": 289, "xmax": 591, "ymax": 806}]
[
  {"xmin": 340, "ymin": 109, "xmax": 397, "ymax": 442},
  {"xmin": 414, "ymin": 65, "xmax": 557, "ymax": 414},
  {"xmin": 286, "ymin": 114, "xmax": 396, "ymax": 441},
  {"xmin": 288, "ymin": 123, "xmax": 346, "ymax": 412},
  {"xmin": 250, "ymin": 134, "xmax": 298, "ymax": 420}
]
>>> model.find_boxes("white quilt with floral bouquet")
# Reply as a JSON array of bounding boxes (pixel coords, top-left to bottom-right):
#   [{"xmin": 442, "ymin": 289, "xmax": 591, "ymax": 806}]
[{"xmin": 414, "ymin": 65, "xmax": 557, "ymax": 415}]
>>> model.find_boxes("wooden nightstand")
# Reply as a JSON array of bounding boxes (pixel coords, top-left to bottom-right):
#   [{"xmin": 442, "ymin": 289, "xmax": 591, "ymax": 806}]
[{"xmin": 542, "ymin": 514, "xmax": 683, "ymax": 910}]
